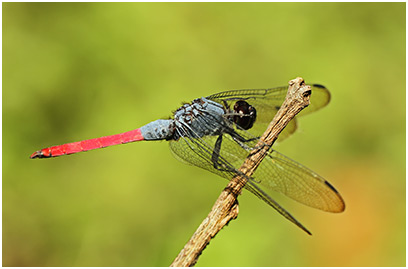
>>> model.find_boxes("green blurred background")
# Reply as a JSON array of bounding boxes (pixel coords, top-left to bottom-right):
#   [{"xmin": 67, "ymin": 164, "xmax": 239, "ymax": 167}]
[{"xmin": 3, "ymin": 2, "xmax": 405, "ymax": 266}]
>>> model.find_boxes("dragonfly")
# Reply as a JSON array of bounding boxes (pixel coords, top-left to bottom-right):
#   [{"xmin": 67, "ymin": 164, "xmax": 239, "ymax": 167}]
[{"xmin": 31, "ymin": 83, "xmax": 345, "ymax": 235}]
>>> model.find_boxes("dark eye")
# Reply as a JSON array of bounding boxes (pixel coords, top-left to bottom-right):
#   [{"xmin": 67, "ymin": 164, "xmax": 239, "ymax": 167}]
[{"xmin": 233, "ymin": 100, "xmax": 257, "ymax": 130}]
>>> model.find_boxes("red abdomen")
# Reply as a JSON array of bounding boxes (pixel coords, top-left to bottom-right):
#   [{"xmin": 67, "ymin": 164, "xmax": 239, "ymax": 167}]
[{"xmin": 30, "ymin": 129, "xmax": 144, "ymax": 159}]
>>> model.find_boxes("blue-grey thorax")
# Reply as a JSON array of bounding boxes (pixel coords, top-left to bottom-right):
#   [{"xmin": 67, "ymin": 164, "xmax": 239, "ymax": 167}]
[{"xmin": 140, "ymin": 97, "xmax": 227, "ymax": 141}]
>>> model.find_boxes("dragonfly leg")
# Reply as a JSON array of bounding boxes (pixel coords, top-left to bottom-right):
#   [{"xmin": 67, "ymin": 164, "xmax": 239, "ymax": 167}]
[
  {"xmin": 228, "ymin": 129, "xmax": 260, "ymax": 151},
  {"xmin": 211, "ymin": 134, "xmax": 240, "ymax": 174},
  {"xmin": 211, "ymin": 135, "xmax": 227, "ymax": 171}
]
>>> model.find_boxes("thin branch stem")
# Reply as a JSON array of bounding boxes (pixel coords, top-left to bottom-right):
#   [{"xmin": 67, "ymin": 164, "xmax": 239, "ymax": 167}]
[{"xmin": 170, "ymin": 77, "xmax": 312, "ymax": 267}]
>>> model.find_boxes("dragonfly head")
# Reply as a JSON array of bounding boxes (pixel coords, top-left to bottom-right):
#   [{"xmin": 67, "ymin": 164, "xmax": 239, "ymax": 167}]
[{"xmin": 233, "ymin": 100, "xmax": 257, "ymax": 130}]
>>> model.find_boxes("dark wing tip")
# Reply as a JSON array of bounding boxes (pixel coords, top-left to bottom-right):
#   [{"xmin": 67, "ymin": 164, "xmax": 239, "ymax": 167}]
[
  {"xmin": 311, "ymin": 83, "xmax": 326, "ymax": 89},
  {"xmin": 324, "ymin": 180, "xmax": 339, "ymax": 193},
  {"xmin": 312, "ymin": 83, "xmax": 331, "ymax": 102},
  {"xmin": 324, "ymin": 181, "xmax": 346, "ymax": 212}
]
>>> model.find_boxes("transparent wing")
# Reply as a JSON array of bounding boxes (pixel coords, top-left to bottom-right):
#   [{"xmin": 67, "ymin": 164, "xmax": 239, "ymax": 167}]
[
  {"xmin": 169, "ymin": 131, "xmax": 313, "ymax": 234},
  {"xmin": 254, "ymin": 150, "xmax": 345, "ymax": 212},
  {"xmin": 244, "ymin": 179, "xmax": 312, "ymax": 235},
  {"xmin": 170, "ymin": 120, "xmax": 344, "ymax": 235},
  {"xmin": 171, "ymin": 127, "xmax": 344, "ymax": 213},
  {"xmin": 206, "ymin": 84, "xmax": 330, "ymax": 141}
]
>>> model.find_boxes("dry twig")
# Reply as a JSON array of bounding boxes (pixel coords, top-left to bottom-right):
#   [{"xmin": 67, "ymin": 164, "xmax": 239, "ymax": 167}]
[{"xmin": 170, "ymin": 77, "xmax": 312, "ymax": 267}]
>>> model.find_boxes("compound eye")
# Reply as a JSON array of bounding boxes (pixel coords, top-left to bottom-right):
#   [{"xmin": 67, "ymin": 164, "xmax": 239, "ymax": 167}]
[{"xmin": 233, "ymin": 100, "xmax": 257, "ymax": 130}]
